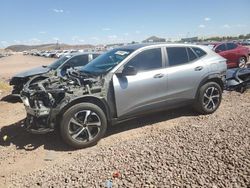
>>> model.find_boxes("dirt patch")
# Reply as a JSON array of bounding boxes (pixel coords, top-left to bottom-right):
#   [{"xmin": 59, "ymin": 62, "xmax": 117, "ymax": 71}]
[
  {"xmin": 0, "ymin": 54, "xmax": 54, "ymax": 81},
  {"xmin": 0, "ymin": 80, "xmax": 11, "ymax": 91}
]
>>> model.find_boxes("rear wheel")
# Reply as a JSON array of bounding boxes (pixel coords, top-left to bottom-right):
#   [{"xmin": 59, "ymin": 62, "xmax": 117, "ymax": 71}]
[
  {"xmin": 238, "ymin": 56, "xmax": 247, "ymax": 68},
  {"xmin": 60, "ymin": 103, "xmax": 107, "ymax": 149},
  {"xmin": 194, "ymin": 82, "xmax": 222, "ymax": 114}
]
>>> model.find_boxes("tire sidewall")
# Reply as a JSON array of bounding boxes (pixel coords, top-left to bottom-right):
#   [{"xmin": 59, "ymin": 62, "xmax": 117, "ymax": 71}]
[
  {"xmin": 60, "ymin": 103, "xmax": 107, "ymax": 149},
  {"xmin": 197, "ymin": 82, "xmax": 222, "ymax": 114}
]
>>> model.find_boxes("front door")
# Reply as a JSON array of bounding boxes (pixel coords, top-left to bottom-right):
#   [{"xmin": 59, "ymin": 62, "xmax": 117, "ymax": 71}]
[{"xmin": 112, "ymin": 48, "xmax": 167, "ymax": 118}]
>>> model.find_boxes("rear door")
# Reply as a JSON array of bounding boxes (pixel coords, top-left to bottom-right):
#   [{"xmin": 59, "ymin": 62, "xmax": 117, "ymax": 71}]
[
  {"xmin": 165, "ymin": 47, "xmax": 208, "ymax": 101},
  {"xmin": 112, "ymin": 47, "xmax": 168, "ymax": 118}
]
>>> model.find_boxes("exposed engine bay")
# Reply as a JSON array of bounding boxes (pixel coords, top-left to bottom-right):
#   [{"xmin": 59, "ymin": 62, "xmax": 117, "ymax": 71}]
[{"xmin": 20, "ymin": 69, "xmax": 105, "ymax": 134}]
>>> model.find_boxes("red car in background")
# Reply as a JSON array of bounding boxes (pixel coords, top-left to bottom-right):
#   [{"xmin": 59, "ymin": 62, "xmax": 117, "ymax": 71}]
[{"xmin": 208, "ymin": 42, "xmax": 249, "ymax": 68}]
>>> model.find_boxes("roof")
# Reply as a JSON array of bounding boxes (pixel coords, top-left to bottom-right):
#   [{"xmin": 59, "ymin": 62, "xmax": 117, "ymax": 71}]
[
  {"xmin": 70, "ymin": 51, "xmax": 102, "ymax": 56},
  {"xmin": 120, "ymin": 43, "xmax": 152, "ymax": 50},
  {"xmin": 118, "ymin": 43, "xmax": 209, "ymax": 51}
]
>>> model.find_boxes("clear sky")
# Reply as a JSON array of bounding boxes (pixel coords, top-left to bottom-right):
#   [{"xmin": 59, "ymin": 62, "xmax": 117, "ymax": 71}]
[{"xmin": 1, "ymin": 0, "xmax": 250, "ymax": 47}]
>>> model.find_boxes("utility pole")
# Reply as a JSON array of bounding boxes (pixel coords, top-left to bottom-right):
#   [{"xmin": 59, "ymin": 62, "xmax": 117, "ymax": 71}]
[{"xmin": 56, "ymin": 40, "xmax": 59, "ymax": 50}]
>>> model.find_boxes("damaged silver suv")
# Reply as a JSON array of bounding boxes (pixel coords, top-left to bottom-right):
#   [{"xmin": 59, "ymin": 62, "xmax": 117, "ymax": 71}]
[{"xmin": 21, "ymin": 44, "xmax": 227, "ymax": 148}]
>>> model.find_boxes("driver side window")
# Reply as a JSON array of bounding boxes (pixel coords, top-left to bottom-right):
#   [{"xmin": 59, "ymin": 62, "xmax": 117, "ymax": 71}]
[
  {"xmin": 66, "ymin": 55, "xmax": 89, "ymax": 67},
  {"xmin": 125, "ymin": 48, "xmax": 162, "ymax": 72}
]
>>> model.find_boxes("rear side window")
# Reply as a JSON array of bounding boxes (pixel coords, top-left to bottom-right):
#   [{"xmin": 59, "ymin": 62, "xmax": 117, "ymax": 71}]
[
  {"xmin": 227, "ymin": 43, "xmax": 237, "ymax": 50},
  {"xmin": 187, "ymin": 48, "xmax": 197, "ymax": 61},
  {"xmin": 167, "ymin": 47, "xmax": 189, "ymax": 66},
  {"xmin": 93, "ymin": 54, "xmax": 100, "ymax": 59},
  {"xmin": 192, "ymin": 47, "xmax": 206, "ymax": 57},
  {"xmin": 125, "ymin": 48, "xmax": 162, "ymax": 72},
  {"xmin": 215, "ymin": 44, "xmax": 226, "ymax": 52}
]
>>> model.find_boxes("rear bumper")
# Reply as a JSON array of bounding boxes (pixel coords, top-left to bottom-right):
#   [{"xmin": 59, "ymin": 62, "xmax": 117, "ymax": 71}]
[{"xmin": 221, "ymin": 74, "xmax": 227, "ymax": 89}]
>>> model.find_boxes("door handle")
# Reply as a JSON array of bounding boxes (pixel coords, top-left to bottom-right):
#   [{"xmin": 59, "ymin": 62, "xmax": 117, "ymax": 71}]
[
  {"xmin": 153, "ymin": 73, "xmax": 164, "ymax": 78},
  {"xmin": 194, "ymin": 66, "xmax": 203, "ymax": 71}
]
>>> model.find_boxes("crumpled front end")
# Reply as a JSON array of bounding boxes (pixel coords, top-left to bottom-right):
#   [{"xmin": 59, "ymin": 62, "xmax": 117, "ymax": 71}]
[
  {"xmin": 21, "ymin": 76, "xmax": 67, "ymax": 133},
  {"xmin": 9, "ymin": 77, "xmax": 29, "ymax": 96},
  {"xmin": 20, "ymin": 70, "xmax": 103, "ymax": 134}
]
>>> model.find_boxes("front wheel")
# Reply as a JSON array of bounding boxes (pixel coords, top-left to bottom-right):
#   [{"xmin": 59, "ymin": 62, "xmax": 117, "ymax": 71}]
[
  {"xmin": 60, "ymin": 103, "xmax": 107, "ymax": 149},
  {"xmin": 194, "ymin": 82, "xmax": 222, "ymax": 114}
]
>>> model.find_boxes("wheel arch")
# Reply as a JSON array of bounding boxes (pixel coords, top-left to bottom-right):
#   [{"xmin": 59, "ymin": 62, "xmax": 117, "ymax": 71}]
[
  {"xmin": 241, "ymin": 55, "xmax": 248, "ymax": 60},
  {"xmin": 195, "ymin": 74, "xmax": 224, "ymax": 99},
  {"xmin": 58, "ymin": 96, "xmax": 112, "ymax": 124},
  {"xmin": 238, "ymin": 55, "xmax": 248, "ymax": 65}
]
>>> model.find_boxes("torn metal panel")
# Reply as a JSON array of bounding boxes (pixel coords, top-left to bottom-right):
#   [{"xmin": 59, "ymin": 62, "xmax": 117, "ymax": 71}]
[
  {"xmin": 20, "ymin": 69, "xmax": 105, "ymax": 134},
  {"xmin": 226, "ymin": 68, "xmax": 250, "ymax": 93}
]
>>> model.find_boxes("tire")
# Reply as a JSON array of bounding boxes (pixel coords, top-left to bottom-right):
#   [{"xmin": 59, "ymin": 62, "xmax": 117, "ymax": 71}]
[
  {"xmin": 60, "ymin": 103, "xmax": 107, "ymax": 149},
  {"xmin": 238, "ymin": 56, "xmax": 247, "ymax": 68},
  {"xmin": 193, "ymin": 82, "xmax": 222, "ymax": 114}
]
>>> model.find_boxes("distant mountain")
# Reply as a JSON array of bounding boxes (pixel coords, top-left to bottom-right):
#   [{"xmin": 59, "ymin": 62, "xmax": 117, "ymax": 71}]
[
  {"xmin": 142, "ymin": 36, "xmax": 166, "ymax": 43},
  {"xmin": 5, "ymin": 43, "xmax": 95, "ymax": 52}
]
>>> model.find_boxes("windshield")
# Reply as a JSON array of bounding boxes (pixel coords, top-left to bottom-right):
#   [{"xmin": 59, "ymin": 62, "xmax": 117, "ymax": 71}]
[
  {"xmin": 80, "ymin": 48, "xmax": 133, "ymax": 75},
  {"xmin": 48, "ymin": 55, "xmax": 71, "ymax": 70}
]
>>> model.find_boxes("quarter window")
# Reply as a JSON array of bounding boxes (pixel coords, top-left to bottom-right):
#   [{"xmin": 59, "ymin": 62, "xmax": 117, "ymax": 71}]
[
  {"xmin": 167, "ymin": 47, "xmax": 189, "ymax": 66},
  {"xmin": 93, "ymin": 54, "xmax": 100, "ymax": 59},
  {"xmin": 187, "ymin": 48, "xmax": 197, "ymax": 61},
  {"xmin": 227, "ymin": 43, "xmax": 237, "ymax": 50},
  {"xmin": 192, "ymin": 47, "xmax": 206, "ymax": 57},
  {"xmin": 125, "ymin": 48, "xmax": 162, "ymax": 72},
  {"xmin": 215, "ymin": 44, "xmax": 226, "ymax": 52}
]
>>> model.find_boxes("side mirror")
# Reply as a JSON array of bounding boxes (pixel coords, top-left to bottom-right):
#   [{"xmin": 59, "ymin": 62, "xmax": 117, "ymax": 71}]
[{"xmin": 122, "ymin": 66, "xmax": 138, "ymax": 76}]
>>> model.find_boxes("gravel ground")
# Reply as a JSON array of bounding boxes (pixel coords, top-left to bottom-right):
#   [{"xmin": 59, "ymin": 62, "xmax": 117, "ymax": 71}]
[{"xmin": 2, "ymin": 91, "xmax": 249, "ymax": 188}]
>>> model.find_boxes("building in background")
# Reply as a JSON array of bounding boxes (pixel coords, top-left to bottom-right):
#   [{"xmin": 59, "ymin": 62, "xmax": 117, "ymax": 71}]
[{"xmin": 181, "ymin": 37, "xmax": 198, "ymax": 43}]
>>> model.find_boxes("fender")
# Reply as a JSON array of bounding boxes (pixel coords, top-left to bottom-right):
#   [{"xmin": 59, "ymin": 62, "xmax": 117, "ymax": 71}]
[{"xmin": 58, "ymin": 95, "xmax": 112, "ymax": 122}]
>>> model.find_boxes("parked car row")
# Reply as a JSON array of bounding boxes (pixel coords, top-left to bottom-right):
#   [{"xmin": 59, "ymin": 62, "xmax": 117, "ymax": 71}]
[
  {"xmin": 23, "ymin": 41, "xmax": 250, "ymax": 69},
  {"xmin": 0, "ymin": 53, "xmax": 13, "ymax": 58},
  {"xmin": 15, "ymin": 43, "xmax": 228, "ymax": 148},
  {"xmin": 23, "ymin": 49, "xmax": 87, "ymax": 58},
  {"xmin": 204, "ymin": 42, "xmax": 250, "ymax": 68},
  {"xmin": 238, "ymin": 39, "xmax": 250, "ymax": 46}
]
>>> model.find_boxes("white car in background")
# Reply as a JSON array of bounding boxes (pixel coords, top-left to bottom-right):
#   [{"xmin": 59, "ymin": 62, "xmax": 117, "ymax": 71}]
[{"xmin": 56, "ymin": 50, "xmax": 69, "ymax": 58}]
